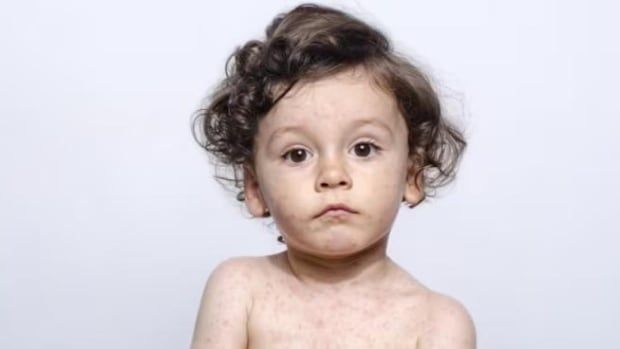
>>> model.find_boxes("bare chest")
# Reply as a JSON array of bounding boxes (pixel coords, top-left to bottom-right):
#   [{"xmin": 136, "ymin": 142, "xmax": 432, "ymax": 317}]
[{"xmin": 247, "ymin": 281, "xmax": 426, "ymax": 348}]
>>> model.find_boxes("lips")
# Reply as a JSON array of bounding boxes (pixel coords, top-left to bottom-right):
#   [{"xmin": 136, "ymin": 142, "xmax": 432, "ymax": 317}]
[{"xmin": 315, "ymin": 203, "xmax": 359, "ymax": 218}]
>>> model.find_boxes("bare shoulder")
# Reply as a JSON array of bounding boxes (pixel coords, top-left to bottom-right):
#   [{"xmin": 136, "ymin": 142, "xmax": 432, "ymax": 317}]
[
  {"xmin": 417, "ymin": 289, "xmax": 477, "ymax": 349},
  {"xmin": 191, "ymin": 256, "xmax": 266, "ymax": 349}
]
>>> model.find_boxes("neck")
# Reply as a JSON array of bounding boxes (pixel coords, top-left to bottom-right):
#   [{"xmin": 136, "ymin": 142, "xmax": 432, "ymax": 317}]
[{"xmin": 280, "ymin": 235, "xmax": 394, "ymax": 294}]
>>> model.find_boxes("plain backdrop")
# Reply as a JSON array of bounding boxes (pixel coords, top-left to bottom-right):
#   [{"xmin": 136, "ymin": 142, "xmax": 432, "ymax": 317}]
[{"xmin": 1, "ymin": 0, "xmax": 619, "ymax": 348}]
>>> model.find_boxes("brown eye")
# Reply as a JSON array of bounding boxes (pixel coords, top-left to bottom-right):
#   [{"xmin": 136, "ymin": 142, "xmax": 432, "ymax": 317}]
[
  {"xmin": 353, "ymin": 142, "xmax": 376, "ymax": 157},
  {"xmin": 283, "ymin": 148, "xmax": 308, "ymax": 163}
]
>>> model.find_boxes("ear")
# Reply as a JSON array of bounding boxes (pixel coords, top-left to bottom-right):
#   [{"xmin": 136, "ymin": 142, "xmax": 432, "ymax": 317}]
[
  {"xmin": 243, "ymin": 165, "xmax": 268, "ymax": 217},
  {"xmin": 404, "ymin": 161, "xmax": 425, "ymax": 206}
]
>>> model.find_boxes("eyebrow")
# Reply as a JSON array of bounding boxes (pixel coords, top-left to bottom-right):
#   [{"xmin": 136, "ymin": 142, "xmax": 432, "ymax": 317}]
[{"xmin": 267, "ymin": 118, "xmax": 394, "ymax": 146}]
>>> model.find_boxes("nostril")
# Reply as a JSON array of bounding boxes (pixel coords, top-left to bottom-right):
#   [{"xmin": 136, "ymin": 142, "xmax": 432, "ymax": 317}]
[{"xmin": 321, "ymin": 181, "xmax": 348, "ymax": 188}]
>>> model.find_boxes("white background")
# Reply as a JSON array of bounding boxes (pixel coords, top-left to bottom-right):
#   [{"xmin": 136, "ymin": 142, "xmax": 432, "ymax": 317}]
[{"xmin": 2, "ymin": 0, "xmax": 619, "ymax": 348}]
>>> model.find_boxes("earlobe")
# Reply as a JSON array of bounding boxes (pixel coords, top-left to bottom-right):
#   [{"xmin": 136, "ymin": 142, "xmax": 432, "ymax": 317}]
[
  {"xmin": 243, "ymin": 165, "xmax": 268, "ymax": 217},
  {"xmin": 403, "ymin": 166, "xmax": 425, "ymax": 207}
]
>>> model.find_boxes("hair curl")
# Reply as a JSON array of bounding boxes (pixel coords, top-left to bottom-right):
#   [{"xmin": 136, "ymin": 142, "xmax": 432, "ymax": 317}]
[{"xmin": 193, "ymin": 3, "xmax": 466, "ymax": 220}]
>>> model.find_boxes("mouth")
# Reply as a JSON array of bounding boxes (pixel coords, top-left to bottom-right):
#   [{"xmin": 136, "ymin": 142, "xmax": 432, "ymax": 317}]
[{"xmin": 315, "ymin": 204, "xmax": 359, "ymax": 218}]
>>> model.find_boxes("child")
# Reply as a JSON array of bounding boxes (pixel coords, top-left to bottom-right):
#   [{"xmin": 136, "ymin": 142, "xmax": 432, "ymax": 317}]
[{"xmin": 191, "ymin": 3, "xmax": 475, "ymax": 348}]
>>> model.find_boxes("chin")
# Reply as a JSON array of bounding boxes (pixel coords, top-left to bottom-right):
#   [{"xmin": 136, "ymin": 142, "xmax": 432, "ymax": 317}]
[{"xmin": 309, "ymin": 234, "xmax": 385, "ymax": 259}]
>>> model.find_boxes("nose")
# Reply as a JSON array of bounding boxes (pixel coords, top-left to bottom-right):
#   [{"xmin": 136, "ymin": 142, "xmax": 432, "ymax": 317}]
[{"xmin": 315, "ymin": 156, "xmax": 352, "ymax": 192}]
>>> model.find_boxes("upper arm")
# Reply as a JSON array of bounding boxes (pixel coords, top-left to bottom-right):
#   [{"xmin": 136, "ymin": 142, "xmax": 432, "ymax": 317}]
[
  {"xmin": 191, "ymin": 258, "xmax": 254, "ymax": 349},
  {"xmin": 418, "ymin": 293, "xmax": 477, "ymax": 349}
]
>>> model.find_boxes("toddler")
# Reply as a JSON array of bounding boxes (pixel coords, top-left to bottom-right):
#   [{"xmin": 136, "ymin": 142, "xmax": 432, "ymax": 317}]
[{"xmin": 191, "ymin": 3, "xmax": 475, "ymax": 348}]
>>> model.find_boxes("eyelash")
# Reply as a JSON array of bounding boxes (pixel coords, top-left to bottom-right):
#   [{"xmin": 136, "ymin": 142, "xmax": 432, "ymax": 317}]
[{"xmin": 281, "ymin": 141, "xmax": 382, "ymax": 164}]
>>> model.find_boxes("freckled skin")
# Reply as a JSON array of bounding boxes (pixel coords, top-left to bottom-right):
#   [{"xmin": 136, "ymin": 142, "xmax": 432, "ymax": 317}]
[
  {"xmin": 248, "ymin": 68, "xmax": 418, "ymax": 260},
  {"xmin": 240, "ymin": 70, "xmax": 434, "ymax": 348},
  {"xmin": 192, "ymin": 68, "xmax": 475, "ymax": 349},
  {"xmin": 246, "ymin": 252, "xmax": 430, "ymax": 348}
]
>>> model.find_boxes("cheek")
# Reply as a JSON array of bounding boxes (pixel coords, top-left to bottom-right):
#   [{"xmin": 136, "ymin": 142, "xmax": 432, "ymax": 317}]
[
  {"xmin": 371, "ymin": 178, "xmax": 403, "ymax": 227},
  {"xmin": 259, "ymin": 174, "xmax": 306, "ymax": 219},
  {"xmin": 270, "ymin": 191, "xmax": 296, "ymax": 216},
  {"xmin": 357, "ymin": 162, "xmax": 407, "ymax": 220},
  {"xmin": 360, "ymin": 159, "xmax": 407, "ymax": 196},
  {"xmin": 268, "ymin": 192, "xmax": 309, "ymax": 237}
]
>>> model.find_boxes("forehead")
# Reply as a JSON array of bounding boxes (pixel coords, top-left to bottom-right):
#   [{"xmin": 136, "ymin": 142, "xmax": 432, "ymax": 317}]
[{"xmin": 262, "ymin": 68, "xmax": 401, "ymax": 128}]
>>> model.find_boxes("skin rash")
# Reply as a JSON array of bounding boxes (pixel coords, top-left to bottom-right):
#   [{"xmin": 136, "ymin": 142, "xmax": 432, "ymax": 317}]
[{"xmin": 191, "ymin": 67, "xmax": 476, "ymax": 349}]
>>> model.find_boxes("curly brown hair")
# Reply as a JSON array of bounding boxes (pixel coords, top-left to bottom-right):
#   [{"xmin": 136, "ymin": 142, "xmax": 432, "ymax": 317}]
[{"xmin": 193, "ymin": 3, "xmax": 466, "ymax": 213}]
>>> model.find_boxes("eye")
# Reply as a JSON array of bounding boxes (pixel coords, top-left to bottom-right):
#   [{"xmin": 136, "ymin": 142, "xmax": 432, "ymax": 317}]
[
  {"xmin": 282, "ymin": 148, "xmax": 310, "ymax": 163},
  {"xmin": 352, "ymin": 142, "xmax": 380, "ymax": 157}
]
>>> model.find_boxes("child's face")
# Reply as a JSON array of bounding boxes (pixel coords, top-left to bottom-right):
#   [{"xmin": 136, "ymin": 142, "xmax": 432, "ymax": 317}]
[{"xmin": 244, "ymin": 68, "xmax": 423, "ymax": 257}]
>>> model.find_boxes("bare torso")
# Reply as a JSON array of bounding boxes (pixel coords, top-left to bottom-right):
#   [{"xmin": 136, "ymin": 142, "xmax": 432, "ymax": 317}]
[{"xmin": 246, "ymin": 252, "xmax": 430, "ymax": 348}]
